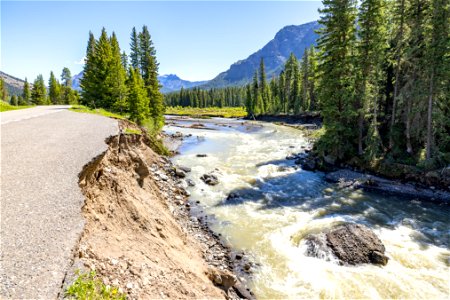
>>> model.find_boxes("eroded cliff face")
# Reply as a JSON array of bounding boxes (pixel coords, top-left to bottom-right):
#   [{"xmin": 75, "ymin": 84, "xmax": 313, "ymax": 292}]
[{"xmin": 73, "ymin": 132, "xmax": 227, "ymax": 299}]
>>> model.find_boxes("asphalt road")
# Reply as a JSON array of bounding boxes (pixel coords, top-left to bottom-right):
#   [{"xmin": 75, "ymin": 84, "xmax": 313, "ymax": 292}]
[{"xmin": 1, "ymin": 105, "xmax": 118, "ymax": 298}]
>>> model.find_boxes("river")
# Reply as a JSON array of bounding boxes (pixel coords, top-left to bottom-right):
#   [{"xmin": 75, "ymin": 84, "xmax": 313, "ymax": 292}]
[{"xmin": 165, "ymin": 117, "xmax": 449, "ymax": 299}]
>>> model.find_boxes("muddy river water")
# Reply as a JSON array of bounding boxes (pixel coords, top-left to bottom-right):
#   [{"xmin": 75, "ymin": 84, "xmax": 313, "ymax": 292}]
[{"xmin": 165, "ymin": 117, "xmax": 449, "ymax": 299}]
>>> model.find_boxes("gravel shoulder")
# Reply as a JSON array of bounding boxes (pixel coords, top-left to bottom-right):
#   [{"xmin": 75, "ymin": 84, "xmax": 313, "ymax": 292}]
[{"xmin": 1, "ymin": 106, "xmax": 118, "ymax": 298}]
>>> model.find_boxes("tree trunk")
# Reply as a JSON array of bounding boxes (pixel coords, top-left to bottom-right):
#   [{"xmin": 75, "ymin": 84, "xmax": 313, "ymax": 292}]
[{"xmin": 405, "ymin": 94, "xmax": 413, "ymax": 154}]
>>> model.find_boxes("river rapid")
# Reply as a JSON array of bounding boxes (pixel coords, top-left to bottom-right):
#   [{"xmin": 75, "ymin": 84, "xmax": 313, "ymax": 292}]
[{"xmin": 165, "ymin": 117, "xmax": 449, "ymax": 299}]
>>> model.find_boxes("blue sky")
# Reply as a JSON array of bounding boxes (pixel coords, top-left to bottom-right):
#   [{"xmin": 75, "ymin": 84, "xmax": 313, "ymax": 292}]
[{"xmin": 1, "ymin": 1, "xmax": 322, "ymax": 82}]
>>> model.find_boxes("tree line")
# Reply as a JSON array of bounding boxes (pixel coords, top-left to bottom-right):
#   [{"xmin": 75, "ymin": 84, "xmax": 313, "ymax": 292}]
[
  {"xmin": 0, "ymin": 68, "xmax": 79, "ymax": 106},
  {"xmin": 80, "ymin": 26, "xmax": 164, "ymax": 130},
  {"xmin": 165, "ymin": 86, "xmax": 246, "ymax": 108},
  {"xmin": 244, "ymin": 48, "xmax": 318, "ymax": 117}
]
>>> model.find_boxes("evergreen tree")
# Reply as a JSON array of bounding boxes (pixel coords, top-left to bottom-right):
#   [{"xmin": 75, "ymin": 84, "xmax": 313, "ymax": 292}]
[
  {"xmin": 48, "ymin": 71, "xmax": 61, "ymax": 104},
  {"xmin": 10, "ymin": 95, "xmax": 18, "ymax": 106},
  {"xmin": 80, "ymin": 31, "xmax": 98, "ymax": 107},
  {"xmin": 424, "ymin": 0, "xmax": 449, "ymax": 159},
  {"xmin": 307, "ymin": 47, "xmax": 318, "ymax": 111},
  {"xmin": 127, "ymin": 67, "xmax": 150, "ymax": 125},
  {"xmin": 292, "ymin": 62, "xmax": 301, "ymax": 114},
  {"xmin": 61, "ymin": 67, "xmax": 74, "ymax": 104},
  {"xmin": 110, "ymin": 32, "xmax": 128, "ymax": 112},
  {"xmin": 245, "ymin": 84, "xmax": 254, "ymax": 118},
  {"xmin": 259, "ymin": 58, "xmax": 268, "ymax": 113},
  {"xmin": 18, "ymin": 95, "xmax": 27, "ymax": 106},
  {"xmin": 300, "ymin": 48, "xmax": 310, "ymax": 111},
  {"xmin": 356, "ymin": 0, "xmax": 388, "ymax": 158},
  {"xmin": 22, "ymin": 78, "xmax": 31, "ymax": 104},
  {"xmin": 130, "ymin": 27, "xmax": 140, "ymax": 69},
  {"xmin": 31, "ymin": 74, "xmax": 47, "ymax": 105},
  {"xmin": 61, "ymin": 67, "xmax": 72, "ymax": 88},
  {"xmin": 121, "ymin": 51, "xmax": 129, "ymax": 70},
  {"xmin": 139, "ymin": 26, "xmax": 164, "ymax": 130},
  {"xmin": 0, "ymin": 79, "xmax": 8, "ymax": 101},
  {"xmin": 316, "ymin": 0, "xmax": 358, "ymax": 160}
]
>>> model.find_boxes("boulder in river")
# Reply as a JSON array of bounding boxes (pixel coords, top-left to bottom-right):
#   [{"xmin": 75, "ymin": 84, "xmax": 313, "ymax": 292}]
[
  {"xmin": 306, "ymin": 223, "xmax": 389, "ymax": 266},
  {"xmin": 178, "ymin": 165, "xmax": 192, "ymax": 173},
  {"xmin": 201, "ymin": 173, "xmax": 219, "ymax": 186},
  {"xmin": 174, "ymin": 168, "xmax": 186, "ymax": 178},
  {"xmin": 197, "ymin": 154, "xmax": 208, "ymax": 158}
]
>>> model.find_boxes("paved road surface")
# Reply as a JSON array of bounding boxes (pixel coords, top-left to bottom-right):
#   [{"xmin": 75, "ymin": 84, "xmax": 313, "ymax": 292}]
[{"xmin": 1, "ymin": 106, "xmax": 118, "ymax": 298}]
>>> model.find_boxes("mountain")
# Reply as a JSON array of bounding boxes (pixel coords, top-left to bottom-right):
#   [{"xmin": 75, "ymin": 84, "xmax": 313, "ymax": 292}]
[
  {"xmin": 158, "ymin": 74, "xmax": 207, "ymax": 93},
  {"xmin": 71, "ymin": 71, "xmax": 206, "ymax": 94},
  {"xmin": 72, "ymin": 71, "xmax": 83, "ymax": 91},
  {"xmin": 0, "ymin": 71, "xmax": 27, "ymax": 96},
  {"xmin": 201, "ymin": 21, "xmax": 320, "ymax": 88}
]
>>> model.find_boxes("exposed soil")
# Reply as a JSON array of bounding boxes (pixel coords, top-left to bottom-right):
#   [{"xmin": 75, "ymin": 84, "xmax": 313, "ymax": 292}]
[{"xmin": 66, "ymin": 125, "xmax": 252, "ymax": 299}]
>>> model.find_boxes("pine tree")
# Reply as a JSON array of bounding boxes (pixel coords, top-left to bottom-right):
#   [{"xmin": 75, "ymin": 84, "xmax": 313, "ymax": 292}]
[
  {"xmin": 283, "ymin": 53, "xmax": 298, "ymax": 113},
  {"xmin": 127, "ymin": 67, "xmax": 150, "ymax": 125},
  {"xmin": 245, "ymin": 84, "xmax": 254, "ymax": 118},
  {"xmin": 61, "ymin": 67, "xmax": 72, "ymax": 87},
  {"xmin": 31, "ymin": 74, "xmax": 47, "ymax": 105},
  {"xmin": 308, "ymin": 47, "xmax": 318, "ymax": 111},
  {"xmin": 139, "ymin": 26, "xmax": 164, "ymax": 130},
  {"xmin": 22, "ymin": 78, "xmax": 31, "ymax": 104},
  {"xmin": 61, "ymin": 67, "xmax": 73, "ymax": 104},
  {"xmin": 121, "ymin": 51, "xmax": 129, "ymax": 70},
  {"xmin": 292, "ymin": 62, "xmax": 301, "ymax": 115},
  {"xmin": 110, "ymin": 32, "xmax": 128, "ymax": 112},
  {"xmin": 10, "ymin": 95, "xmax": 18, "ymax": 106},
  {"xmin": 316, "ymin": 0, "xmax": 358, "ymax": 160},
  {"xmin": 356, "ymin": 0, "xmax": 388, "ymax": 158},
  {"xmin": 130, "ymin": 27, "xmax": 140, "ymax": 69},
  {"xmin": 402, "ymin": 0, "xmax": 428, "ymax": 155},
  {"xmin": 0, "ymin": 79, "xmax": 8, "ymax": 101},
  {"xmin": 259, "ymin": 58, "xmax": 268, "ymax": 113},
  {"xmin": 424, "ymin": 0, "xmax": 449, "ymax": 159},
  {"xmin": 48, "ymin": 71, "xmax": 61, "ymax": 104},
  {"xmin": 388, "ymin": 0, "xmax": 408, "ymax": 150},
  {"xmin": 80, "ymin": 32, "xmax": 98, "ymax": 107},
  {"xmin": 300, "ymin": 48, "xmax": 310, "ymax": 111}
]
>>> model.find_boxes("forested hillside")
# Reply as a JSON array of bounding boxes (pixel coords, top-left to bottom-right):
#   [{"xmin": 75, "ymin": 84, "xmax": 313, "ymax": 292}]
[{"xmin": 168, "ymin": 0, "xmax": 449, "ymax": 172}]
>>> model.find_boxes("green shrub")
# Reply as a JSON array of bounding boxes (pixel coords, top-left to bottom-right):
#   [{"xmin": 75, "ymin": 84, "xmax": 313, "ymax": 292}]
[{"xmin": 66, "ymin": 270, "xmax": 126, "ymax": 300}]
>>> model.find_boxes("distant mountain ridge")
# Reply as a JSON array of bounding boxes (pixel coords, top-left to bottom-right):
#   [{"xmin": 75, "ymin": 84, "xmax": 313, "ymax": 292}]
[
  {"xmin": 158, "ymin": 74, "xmax": 207, "ymax": 93},
  {"xmin": 71, "ymin": 71, "xmax": 206, "ymax": 94},
  {"xmin": 201, "ymin": 21, "xmax": 320, "ymax": 89},
  {"xmin": 0, "ymin": 71, "xmax": 28, "ymax": 96}
]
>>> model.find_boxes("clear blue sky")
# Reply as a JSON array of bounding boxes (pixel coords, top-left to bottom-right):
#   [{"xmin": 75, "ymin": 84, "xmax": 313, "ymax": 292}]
[{"xmin": 1, "ymin": 1, "xmax": 322, "ymax": 82}]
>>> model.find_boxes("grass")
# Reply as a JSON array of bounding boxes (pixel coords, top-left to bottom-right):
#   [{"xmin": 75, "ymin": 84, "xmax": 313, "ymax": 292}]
[
  {"xmin": 123, "ymin": 127, "xmax": 142, "ymax": 135},
  {"xmin": 69, "ymin": 105, "xmax": 127, "ymax": 120},
  {"xmin": 165, "ymin": 106, "xmax": 247, "ymax": 118},
  {"xmin": 65, "ymin": 270, "xmax": 126, "ymax": 300},
  {"xmin": 0, "ymin": 101, "xmax": 33, "ymax": 112},
  {"xmin": 70, "ymin": 105, "xmax": 170, "ymax": 155}
]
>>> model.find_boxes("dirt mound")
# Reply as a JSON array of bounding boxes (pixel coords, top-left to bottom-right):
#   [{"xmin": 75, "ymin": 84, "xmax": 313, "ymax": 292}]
[{"xmin": 74, "ymin": 132, "xmax": 228, "ymax": 299}]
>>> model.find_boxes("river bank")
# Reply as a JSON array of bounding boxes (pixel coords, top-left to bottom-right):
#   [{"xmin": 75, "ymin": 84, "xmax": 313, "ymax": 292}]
[
  {"xmin": 247, "ymin": 113, "xmax": 450, "ymax": 200},
  {"xmin": 63, "ymin": 120, "xmax": 253, "ymax": 299}
]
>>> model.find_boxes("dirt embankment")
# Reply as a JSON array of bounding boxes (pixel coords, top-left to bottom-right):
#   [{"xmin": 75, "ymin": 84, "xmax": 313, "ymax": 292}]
[{"xmin": 68, "ymin": 128, "xmax": 249, "ymax": 299}]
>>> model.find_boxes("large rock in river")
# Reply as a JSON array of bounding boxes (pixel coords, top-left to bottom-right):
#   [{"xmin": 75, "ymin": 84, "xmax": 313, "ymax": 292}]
[{"xmin": 306, "ymin": 223, "xmax": 389, "ymax": 266}]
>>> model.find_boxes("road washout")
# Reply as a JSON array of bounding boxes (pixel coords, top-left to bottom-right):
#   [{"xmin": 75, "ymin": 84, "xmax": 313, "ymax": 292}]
[{"xmin": 66, "ymin": 122, "xmax": 252, "ymax": 299}]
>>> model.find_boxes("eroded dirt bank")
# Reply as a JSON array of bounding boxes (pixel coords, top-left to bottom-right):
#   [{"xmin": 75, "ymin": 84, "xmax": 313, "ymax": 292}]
[{"xmin": 68, "ymin": 129, "xmax": 251, "ymax": 299}]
